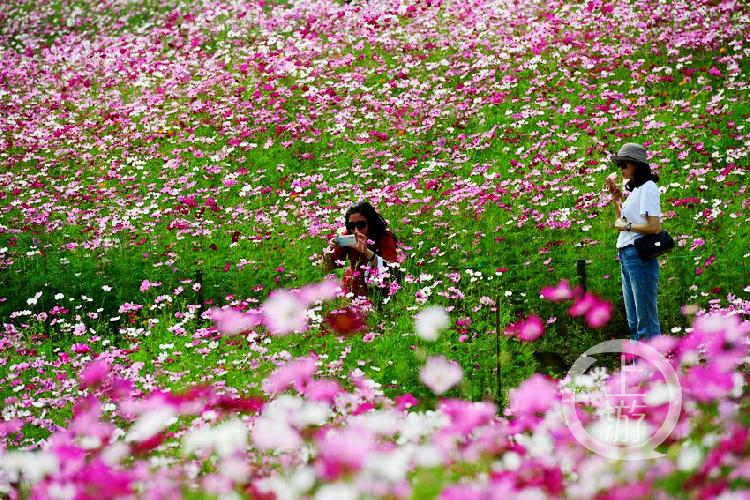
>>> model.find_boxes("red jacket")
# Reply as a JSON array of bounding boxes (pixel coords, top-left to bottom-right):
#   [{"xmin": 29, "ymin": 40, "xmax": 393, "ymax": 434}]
[{"xmin": 329, "ymin": 231, "xmax": 398, "ymax": 297}]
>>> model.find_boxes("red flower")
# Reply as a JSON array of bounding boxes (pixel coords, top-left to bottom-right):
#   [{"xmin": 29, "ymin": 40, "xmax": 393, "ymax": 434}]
[
  {"xmin": 213, "ymin": 395, "xmax": 264, "ymax": 414},
  {"xmin": 130, "ymin": 432, "xmax": 167, "ymax": 455},
  {"xmin": 324, "ymin": 307, "xmax": 366, "ymax": 335}
]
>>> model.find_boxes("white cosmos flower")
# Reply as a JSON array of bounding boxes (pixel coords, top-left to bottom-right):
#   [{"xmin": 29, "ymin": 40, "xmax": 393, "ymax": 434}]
[
  {"xmin": 184, "ymin": 418, "xmax": 248, "ymax": 457},
  {"xmin": 413, "ymin": 444, "xmax": 443, "ymax": 468},
  {"xmin": 252, "ymin": 416, "xmax": 301, "ymax": 452},
  {"xmin": 256, "ymin": 467, "xmax": 315, "ymax": 500},
  {"xmin": 644, "ymin": 382, "xmax": 671, "ymax": 406},
  {"xmin": 362, "ymin": 449, "xmax": 410, "ymax": 483},
  {"xmin": 414, "ymin": 305, "xmax": 450, "ymax": 341},
  {"xmin": 213, "ymin": 419, "xmax": 248, "ymax": 457},
  {"xmin": 350, "ymin": 409, "xmax": 401, "ymax": 435},
  {"xmin": 677, "ymin": 445, "xmax": 703, "ymax": 471},
  {"xmin": 263, "ymin": 395, "xmax": 330, "ymax": 427},
  {"xmin": 398, "ymin": 411, "xmax": 448, "ymax": 443},
  {"xmin": 126, "ymin": 406, "xmax": 177, "ymax": 442},
  {"xmin": 27, "ymin": 291, "xmax": 42, "ymax": 306},
  {"xmin": 262, "ymin": 289, "xmax": 308, "ymax": 336},
  {"xmin": 0, "ymin": 451, "xmax": 58, "ymax": 483},
  {"xmin": 314, "ymin": 483, "xmax": 359, "ymax": 500},
  {"xmin": 420, "ymin": 356, "xmax": 463, "ymax": 395}
]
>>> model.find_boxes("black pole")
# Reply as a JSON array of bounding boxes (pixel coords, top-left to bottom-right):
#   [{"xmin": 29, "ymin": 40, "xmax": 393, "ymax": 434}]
[
  {"xmin": 495, "ymin": 293, "xmax": 504, "ymax": 413},
  {"xmin": 576, "ymin": 259, "xmax": 587, "ymax": 293}
]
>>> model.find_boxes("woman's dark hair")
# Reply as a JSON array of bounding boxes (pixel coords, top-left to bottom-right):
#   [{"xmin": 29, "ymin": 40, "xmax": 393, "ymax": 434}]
[
  {"xmin": 344, "ymin": 201, "xmax": 397, "ymax": 249},
  {"xmin": 625, "ymin": 161, "xmax": 660, "ymax": 191}
]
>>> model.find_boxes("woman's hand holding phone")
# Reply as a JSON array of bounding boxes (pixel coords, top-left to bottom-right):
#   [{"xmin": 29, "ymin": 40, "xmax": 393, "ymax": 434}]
[
  {"xmin": 352, "ymin": 230, "xmax": 369, "ymax": 256},
  {"xmin": 604, "ymin": 177, "xmax": 622, "ymax": 200},
  {"xmin": 333, "ymin": 234, "xmax": 357, "ymax": 247},
  {"xmin": 327, "ymin": 230, "xmax": 365, "ymax": 254}
]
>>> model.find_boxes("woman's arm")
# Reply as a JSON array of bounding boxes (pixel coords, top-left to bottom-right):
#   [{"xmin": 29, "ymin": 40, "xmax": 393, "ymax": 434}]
[
  {"xmin": 321, "ymin": 240, "xmax": 346, "ymax": 273},
  {"xmin": 378, "ymin": 233, "xmax": 398, "ymax": 263},
  {"xmin": 615, "ymin": 216, "xmax": 661, "ymax": 234},
  {"xmin": 613, "ymin": 198, "xmax": 622, "ymax": 219},
  {"xmin": 615, "ymin": 183, "xmax": 662, "ymax": 234},
  {"xmin": 321, "ymin": 252, "xmax": 335, "ymax": 273},
  {"xmin": 605, "ymin": 177, "xmax": 623, "ymax": 219}
]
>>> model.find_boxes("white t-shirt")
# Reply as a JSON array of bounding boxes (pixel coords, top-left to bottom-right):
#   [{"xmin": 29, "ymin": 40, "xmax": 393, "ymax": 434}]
[{"xmin": 617, "ymin": 180, "xmax": 662, "ymax": 248}]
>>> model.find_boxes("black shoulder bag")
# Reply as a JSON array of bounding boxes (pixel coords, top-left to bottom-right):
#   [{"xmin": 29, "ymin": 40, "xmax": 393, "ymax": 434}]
[{"xmin": 634, "ymin": 230, "xmax": 675, "ymax": 260}]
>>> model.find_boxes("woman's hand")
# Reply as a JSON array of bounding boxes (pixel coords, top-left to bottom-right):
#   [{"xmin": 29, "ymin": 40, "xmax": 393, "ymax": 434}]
[
  {"xmin": 614, "ymin": 218, "xmax": 629, "ymax": 231},
  {"xmin": 605, "ymin": 177, "xmax": 622, "ymax": 200},
  {"xmin": 352, "ymin": 230, "xmax": 369, "ymax": 256},
  {"xmin": 322, "ymin": 237, "xmax": 340, "ymax": 273}
]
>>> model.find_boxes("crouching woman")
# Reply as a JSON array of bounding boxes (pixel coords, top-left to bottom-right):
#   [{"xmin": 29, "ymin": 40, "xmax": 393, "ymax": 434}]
[{"xmin": 321, "ymin": 201, "xmax": 398, "ymax": 298}]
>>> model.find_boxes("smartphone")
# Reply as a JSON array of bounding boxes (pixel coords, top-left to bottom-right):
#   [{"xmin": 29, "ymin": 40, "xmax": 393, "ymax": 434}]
[{"xmin": 334, "ymin": 234, "xmax": 357, "ymax": 247}]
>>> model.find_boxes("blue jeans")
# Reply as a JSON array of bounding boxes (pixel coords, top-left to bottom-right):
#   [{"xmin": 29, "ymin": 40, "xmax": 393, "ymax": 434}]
[{"xmin": 618, "ymin": 245, "xmax": 661, "ymax": 341}]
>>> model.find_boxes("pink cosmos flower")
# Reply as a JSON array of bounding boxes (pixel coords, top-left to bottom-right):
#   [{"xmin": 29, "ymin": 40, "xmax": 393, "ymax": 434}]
[
  {"xmin": 395, "ymin": 393, "xmax": 418, "ymax": 411},
  {"xmin": 604, "ymin": 372, "xmax": 648, "ymax": 419},
  {"xmin": 645, "ymin": 334, "xmax": 678, "ymax": 356},
  {"xmin": 76, "ymin": 458, "xmax": 134, "ymax": 497},
  {"xmin": 140, "ymin": 280, "xmax": 162, "ymax": 292},
  {"xmin": 683, "ymin": 365, "xmax": 735, "ymax": 403},
  {"xmin": 568, "ymin": 292, "xmax": 597, "ymax": 317},
  {"xmin": 79, "ymin": 360, "xmax": 110, "ymax": 389},
  {"xmin": 73, "ymin": 323, "xmax": 87, "ymax": 336},
  {"xmin": 72, "ymin": 343, "xmax": 90, "ymax": 354},
  {"xmin": 513, "ymin": 458, "xmax": 565, "ymax": 495},
  {"xmin": 208, "ymin": 307, "xmax": 260, "ymax": 336},
  {"xmin": 584, "ymin": 299, "xmax": 612, "ymax": 328},
  {"xmin": 262, "ymin": 289, "xmax": 308, "ymax": 336},
  {"xmin": 702, "ymin": 315, "xmax": 749, "ymax": 372},
  {"xmin": 118, "ymin": 303, "xmax": 143, "ymax": 314},
  {"xmin": 509, "ymin": 374, "xmax": 557, "ymax": 417},
  {"xmin": 440, "ymin": 485, "xmax": 486, "ymax": 500},
  {"xmin": 690, "ymin": 238, "xmax": 706, "ymax": 251},
  {"xmin": 439, "ymin": 399, "xmax": 496, "ymax": 435},
  {"xmin": 303, "ymin": 379, "xmax": 341, "ymax": 403},
  {"xmin": 540, "ymin": 279, "xmax": 574, "ymax": 302},
  {"xmin": 297, "ymin": 279, "xmax": 341, "ymax": 305},
  {"xmin": 514, "ymin": 315, "xmax": 545, "ymax": 342},
  {"xmin": 264, "ymin": 357, "xmax": 317, "ymax": 395},
  {"xmin": 420, "ymin": 356, "xmax": 463, "ymax": 395},
  {"xmin": 315, "ymin": 426, "xmax": 375, "ymax": 480}
]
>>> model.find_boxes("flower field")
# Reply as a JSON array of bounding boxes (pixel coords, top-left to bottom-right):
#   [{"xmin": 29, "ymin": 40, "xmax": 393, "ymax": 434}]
[{"xmin": 1, "ymin": 0, "xmax": 749, "ymax": 497}]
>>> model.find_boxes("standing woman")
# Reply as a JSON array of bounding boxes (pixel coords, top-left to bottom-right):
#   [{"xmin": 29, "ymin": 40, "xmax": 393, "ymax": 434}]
[
  {"xmin": 321, "ymin": 201, "xmax": 398, "ymax": 298},
  {"xmin": 605, "ymin": 143, "xmax": 663, "ymax": 341}
]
